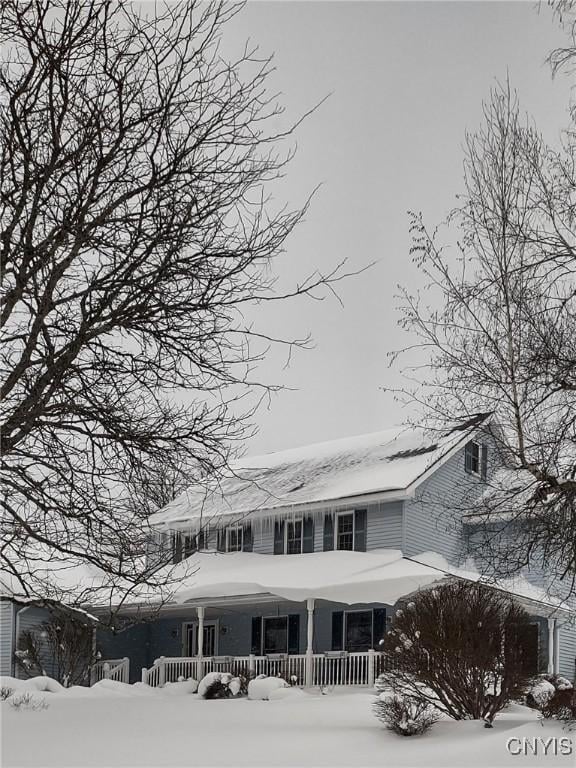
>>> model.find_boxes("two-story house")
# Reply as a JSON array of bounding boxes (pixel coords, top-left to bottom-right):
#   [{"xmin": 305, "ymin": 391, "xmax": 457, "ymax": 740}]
[
  {"xmin": 92, "ymin": 418, "xmax": 575, "ymax": 686},
  {"xmin": 2, "ymin": 418, "xmax": 574, "ymax": 686}
]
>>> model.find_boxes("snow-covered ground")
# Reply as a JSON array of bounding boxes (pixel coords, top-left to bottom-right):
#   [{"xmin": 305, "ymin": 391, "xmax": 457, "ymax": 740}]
[{"xmin": 1, "ymin": 678, "xmax": 572, "ymax": 767}]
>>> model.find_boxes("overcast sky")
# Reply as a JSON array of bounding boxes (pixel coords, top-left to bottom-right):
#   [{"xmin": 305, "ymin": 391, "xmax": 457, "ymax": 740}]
[{"xmin": 217, "ymin": 1, "xmax": 573, "ymax": 456}]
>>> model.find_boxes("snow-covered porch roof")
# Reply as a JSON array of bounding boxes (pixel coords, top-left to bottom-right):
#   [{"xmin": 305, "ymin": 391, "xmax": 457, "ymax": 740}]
[{"xmin": 111, "ymin": 549, "xmax": 572, "ymax": 620}]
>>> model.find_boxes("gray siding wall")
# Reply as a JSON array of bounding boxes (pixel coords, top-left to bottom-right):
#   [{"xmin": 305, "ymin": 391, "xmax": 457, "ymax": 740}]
[
  {"xmin": 558, "ymin": 620, "xmax": 576, "ymax": 681},
  {"xmin": 165, "ymin": 500, "xmax": 403, "ymax": 558},
  {"xmin": 403, "ymin": 437, "xmax": 498, "ymax": 564},
  {"xmin": 0, "ymin": 600, "xmax": 15, "ymax": 676}
]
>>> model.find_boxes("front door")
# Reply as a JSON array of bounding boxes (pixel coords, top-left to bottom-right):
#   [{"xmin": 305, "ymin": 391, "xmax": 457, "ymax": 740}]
[{"xmin": 185, "ymin": 622, "xmax": 217, "ymax": 657}]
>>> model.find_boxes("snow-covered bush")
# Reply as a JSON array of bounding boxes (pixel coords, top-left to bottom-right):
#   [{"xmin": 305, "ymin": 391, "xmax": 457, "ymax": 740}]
[
  {"xmin": 268, "ymin": 686, "xmax": 308, "ymax": 701},
  {"xmin": 527, "ymin": 674, "xmax": 575, "ymax": 726},
  {"xmin": 9, "ymin": 692, "xmax": 48, "ymax": 711},
  {"xmin": 1, "ymin": 686, "xmax": 15, "ymax": 701},
  {"xmin": 247, "ymin": 676, "xmax": 289, "ymax": 701},
  {"xmin": 197, "ymin": 672, "xmax": 241, "ymax": 699},
  {"xmin": 163, "ymin": 679, "xmax": 198, "ymax": 695},
  {"xmin": 374, "ymin": 673, "xmax": 387, "ymax": 694},
  {"xmin": 526, "ymin": 677, "xmax": 556, "ymax": 709},
  {"xmin": 373, "ymin": 692, "xmax": 438, "ymax": 736},
  {"xmin": 380, "ymin": 582, "xmax": 532, "ymax": 725}
]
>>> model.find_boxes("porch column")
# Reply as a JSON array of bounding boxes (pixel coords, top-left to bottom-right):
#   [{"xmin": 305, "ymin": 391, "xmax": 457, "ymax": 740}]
[
  {"xmin": 547, "ymin": 618, "xmax": 555, "ymax": 674},
  {"xmin": 197, "ymin": 606, "xmax": 205, "ymax": 680},
  {"xmin": 305, "ymin": 598, "xmax": 315, "ymax": 687},
  {"xmin": 553, "ymin": 620, "xmax": 561, "ymax": 675}
]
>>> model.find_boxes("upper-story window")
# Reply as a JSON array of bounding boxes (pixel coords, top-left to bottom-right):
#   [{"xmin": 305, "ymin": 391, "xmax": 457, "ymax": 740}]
[
  {"xmin": 172, "ymin": 532, "xmax": 197, "ymax": 563},
  {"xmin": 226, "ymin": 525, "xmax": 243, "ymax": 552},
  {"xmin": 465, "ymin": 441, "xmax": 487, "ymax": 479},
  {"xmin": 336, "ymin": 512, "xmax": 354, "ymax": 550},
  {"xmin": 286, "ymin": 519, "xmax": 303, "ymax": 554}
]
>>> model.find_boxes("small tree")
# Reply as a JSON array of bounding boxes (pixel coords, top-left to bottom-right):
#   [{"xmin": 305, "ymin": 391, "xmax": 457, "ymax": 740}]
[
  {"xmin": 14, "ymin": 607, "xmax": 97, "ymax": 687},
  {"xmin": 380, "ymin": 582, "xmax": 532, "ymax": 725}
]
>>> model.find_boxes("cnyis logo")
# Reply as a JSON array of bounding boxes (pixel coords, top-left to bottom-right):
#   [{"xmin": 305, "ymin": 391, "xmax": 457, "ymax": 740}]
[{"xmin": 506, "ymin": 737, "xmax": 573, "ymax": 756}]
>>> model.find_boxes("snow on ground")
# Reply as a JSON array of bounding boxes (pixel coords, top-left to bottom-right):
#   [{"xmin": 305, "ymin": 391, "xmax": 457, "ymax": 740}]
[{"xmin": 1, "ymin": 679, "xmax": 572, "ymax": 767}]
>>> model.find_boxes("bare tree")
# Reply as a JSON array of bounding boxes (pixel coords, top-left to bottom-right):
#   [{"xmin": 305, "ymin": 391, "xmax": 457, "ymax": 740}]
[
  {"xmin": 14, "ymin": 606, "xmax": 97, "ymax": 686},
  {"xmin": 0, "ymin": 0, "xmax": 349, "ymax": 604},
  {"xmin": 393, "ymin": 74, "xmax": 575, "ymax": 596}
]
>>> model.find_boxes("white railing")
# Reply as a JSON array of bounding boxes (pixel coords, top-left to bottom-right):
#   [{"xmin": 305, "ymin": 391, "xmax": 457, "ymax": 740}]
[
  {"xmin": 91, "ymin": 657, "xmax": 130, "ymax": 685},
  {"xmin": 142, "ymin": 651, "xmax": 392, "ymax": 688}
]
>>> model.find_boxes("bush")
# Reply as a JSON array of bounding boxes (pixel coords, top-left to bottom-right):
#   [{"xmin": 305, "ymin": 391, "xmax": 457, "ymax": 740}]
[
  {"xmin": 234, "ymin": 666, "xmax": 257, "ymax": 696},
  {"xmin": 379, "ymin": 582, "xmax": 533, "ymax": 725},
  {"xmin": 373, "ymin": 692, "xmax": 438, "ymax": 736},
  {"xmin": 197, "ymin": 671, "xmax": 241, "ymax": 699},
  {"xmin": 527, "ymin": 674, "xmax": 575, "ymax": 726},
  {"xmin": 0, "ymin": 686, "xmax": 14, "ymax": 701},
  {"xmin": 14, "ymin": 607, "xmax": 97, "ymax": 687},
  {"xmin": 9, "ymin": 692, "xmax": 48, "ymax": 711}
]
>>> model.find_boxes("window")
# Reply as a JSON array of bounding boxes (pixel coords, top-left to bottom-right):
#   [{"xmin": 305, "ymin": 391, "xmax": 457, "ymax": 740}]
[
  {"xmin": 226, "ymin": 525, "xmax": 243, "ymax": 552},
  {"xmin": 286, "ymin": 519, "xmax": 303, "ymax": 554},
  {"xmin": 345, "ymin": 611, "xmax": 373, "ymax": 651},
  {"xmin": 263, "ymin": 616, "xmax": 288, "ymax": 654},
  {"xmin": 336, "ymin": 512, "xmax": 354, "ymax": 550},
  {"xmin": 465, "ymin": 441, "xmax": 487, "ymax": 479},
  {"xmin": 345, "ymin": 611, "xmax": 373, "ymax": 652}
]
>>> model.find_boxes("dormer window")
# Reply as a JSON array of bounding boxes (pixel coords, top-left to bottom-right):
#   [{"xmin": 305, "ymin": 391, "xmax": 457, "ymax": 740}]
[{"xmin": 465, "ymin": 441, "xmax": 487, "ymax": 479}]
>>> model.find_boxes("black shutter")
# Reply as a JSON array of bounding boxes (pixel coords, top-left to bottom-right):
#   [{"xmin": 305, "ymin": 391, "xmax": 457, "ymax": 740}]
[
  {"xmin": 481, "ymin": 444, "xmax": 488, "ymax": 480},
  {"xmin": 198, "ymin": 528, "xmax": 206, "ymax": 551},
  {"xmin": 183, "ymin": 534, "xmax": 196, "ymax": 558},
  {"xmin": 354, "ymin": 509, "xmax": 367, "ymax": 551},
  {"xmin": 373, "ymin": 608, "xmax": 386, "ymax": 649},
  {"xmin": 251, "ymin": 616, "xmax": 262, "ymax": 655},
  {"xmin": 323, "ymin": 514, "xmax": 334, "ymax": 551},
  {"xmin": 274, "ymin": 520, "xmax": 285, "ymax": 554},
  {"xmin": 331, "ymin": 611, "xmax": 344, "ymax": 650},
  {"xmin": 243, "ymin": 523, "xmax": 253, "ymax": 552},
  {"xmin": 303, "ymin": 517, "xmax": 314, "ymax": 553},
  {"xmin": 217, "ymin": 528, "xmax": 226, "ymax": 552},
  {"xmin": 288, "ymin": 614, "xmax": 300, "ymax": 654},
  {"xmin": 172, "ymin": 532, "xmax": 183, "ymax": 563}
]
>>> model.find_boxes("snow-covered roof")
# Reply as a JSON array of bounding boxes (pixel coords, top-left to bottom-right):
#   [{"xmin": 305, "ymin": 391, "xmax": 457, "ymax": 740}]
[
  {"xmin": 119, "ymin": 549, "xmax": 573, "ymax": 617},
  {"xmin": 2, "ymin": 548, "xmax": 570, "ymax": 617},
  {"xmin": 152, "ymin": 420, "xmax": 488, "ymax": 529}
]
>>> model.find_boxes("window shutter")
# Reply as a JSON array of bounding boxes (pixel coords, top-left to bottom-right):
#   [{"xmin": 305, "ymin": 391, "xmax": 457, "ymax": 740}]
[
  {"xmin": 251, "ymin": 617, "xmax": 262, "ymax": 655},
  {"xmin": 354, "ymin": 509, "xmax": 367, "ymax": 551},
  {"xmin": 217, "ymin": 528, "xmax": 226, "ymax": 552},
  {"xmin": 243, "ymin": 523, "xmax": 253, "ymax": 552},
  {"xmin": 198, "ymin": 528, "xmax": 206, "ymax": 551},
  {"xmin": 465, "ymin": 442, "xmax": 473, "ymax": 473},
  {"xmin": 323, "ymin": 514, "xmax": 334, "ymax": 551},
  {"xmin": 274, "ymin": 520, "xmax": 285, "ymax": 554},
  {"xmin": 183, "ymin": 534, "xmax": 196, "ymax": 558},
  {"xmin": 481, "ymin": 444, "xmax": 488, "ymax": 480},
  {"xmin": 288, "ymin": 614, "xmax": 300, "ymax": 654},
  {"xmin": 172, "ymin": 532, "xmax": 183, "ymax": 563},
  {"xmin": 373, "ymin": 609, "xmax": 386, "ymax": 649},
  {"xmin": 331, "ymin": 611, "xmax": 344, "ymax": 650},
  {"xmin": 302, "ymin": 517, "xmax": 314, "ymax": 553}
]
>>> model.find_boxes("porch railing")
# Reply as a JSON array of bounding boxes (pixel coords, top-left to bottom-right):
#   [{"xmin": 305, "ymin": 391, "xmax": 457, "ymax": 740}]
[
  {"xmin": 142, "ymin": 651, "xmax": 395, "ymax": 688},
  {"xmin": 91, "ymin": 657, "xmax": 130, "ymax": 685}
]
